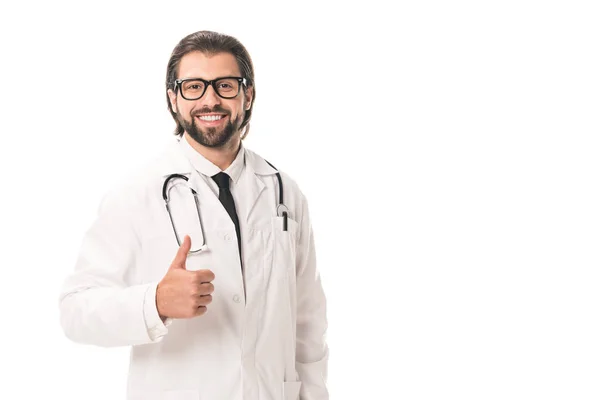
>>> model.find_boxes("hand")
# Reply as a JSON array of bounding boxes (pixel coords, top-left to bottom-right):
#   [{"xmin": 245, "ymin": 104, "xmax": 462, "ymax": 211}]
[{"xmin": 156, "ymin": 235, "xmax": 215, "ymax": 319}]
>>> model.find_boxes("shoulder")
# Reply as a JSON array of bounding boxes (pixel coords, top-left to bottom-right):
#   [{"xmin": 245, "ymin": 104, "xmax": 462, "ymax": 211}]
[
  {"xmin": 245, "ymin": 147, "xmax": 304, "ymax": 192},
  {"xmin": 98, "ymin": 142, "xmax": 176, "ymax": 213}
]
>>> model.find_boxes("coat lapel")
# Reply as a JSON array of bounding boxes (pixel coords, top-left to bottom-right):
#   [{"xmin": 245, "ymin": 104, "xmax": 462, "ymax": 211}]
[{"xmin": 242, "ymin": 148, "xmax": 279, "ymax": 224}]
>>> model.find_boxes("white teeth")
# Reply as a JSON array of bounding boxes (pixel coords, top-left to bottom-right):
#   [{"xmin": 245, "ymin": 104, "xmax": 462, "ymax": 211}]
[{"xmin": 198, "ymin": 115, "xmax": 223, "ymax": 121}]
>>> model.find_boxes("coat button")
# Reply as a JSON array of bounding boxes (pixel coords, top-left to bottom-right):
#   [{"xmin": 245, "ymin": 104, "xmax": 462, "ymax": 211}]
[
  {"xmin": 224, "ymin": 234, "xmax": 232, "ymax": 241},
  {"xmin": 233, "ymin": 294, "xmax": 240, "ymax": 303}
]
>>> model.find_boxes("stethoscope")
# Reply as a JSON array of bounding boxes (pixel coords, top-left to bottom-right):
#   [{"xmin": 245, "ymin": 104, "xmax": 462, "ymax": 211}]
[{"xmin": 161, "ymin": 160, "xmax": 288, "ymax": 254}]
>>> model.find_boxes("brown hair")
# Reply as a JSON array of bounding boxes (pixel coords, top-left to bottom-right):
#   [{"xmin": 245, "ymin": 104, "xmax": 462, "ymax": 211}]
[{"xmin": 165, "ymin": 30, "xmax": 256, "ymax": 139}]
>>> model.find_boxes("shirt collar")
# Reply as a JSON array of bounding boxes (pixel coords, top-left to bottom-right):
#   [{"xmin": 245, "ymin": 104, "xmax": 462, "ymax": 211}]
[{"xmin": 179, "ymin": 134, "xmax": 246, "ymax": 184}]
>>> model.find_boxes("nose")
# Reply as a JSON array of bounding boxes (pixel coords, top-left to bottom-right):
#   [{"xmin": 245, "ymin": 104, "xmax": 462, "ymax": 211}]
[{"xmin": 200, "ymin": 84, "xmax": 221, "ymax": 108}]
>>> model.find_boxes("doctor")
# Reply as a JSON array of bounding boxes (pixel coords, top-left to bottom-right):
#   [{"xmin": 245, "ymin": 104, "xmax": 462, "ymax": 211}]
[{"xmin": 58, "ymin": 30, "xmax": 329, "ymax": 400}]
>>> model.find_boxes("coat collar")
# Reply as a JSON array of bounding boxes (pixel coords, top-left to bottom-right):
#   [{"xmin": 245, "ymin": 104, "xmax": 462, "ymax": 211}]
[
  {"xmin": 159, "ymin": 137, "xmax": 279, "ymax": 178},
  {"xmin": 178, "ymin": 135, "xmax": 245, "ymax": 184},
  {"xmin": 158, "ymin": 137, "xmax": 279, "ymax": 224}
]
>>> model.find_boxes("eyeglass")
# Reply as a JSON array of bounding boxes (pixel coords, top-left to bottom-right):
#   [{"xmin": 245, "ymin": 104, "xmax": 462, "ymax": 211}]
[{"xmin": 172, "ymin": 76, "xmax": 247, "ymax": 100}]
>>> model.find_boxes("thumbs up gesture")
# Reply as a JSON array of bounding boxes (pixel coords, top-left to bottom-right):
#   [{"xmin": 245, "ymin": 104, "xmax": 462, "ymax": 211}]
[{"xmin": 156, "ymin": 235, "xmax": 215, "ymax": 319}]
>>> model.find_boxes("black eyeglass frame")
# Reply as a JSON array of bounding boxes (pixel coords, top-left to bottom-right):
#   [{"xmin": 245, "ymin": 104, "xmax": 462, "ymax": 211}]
[{"xmin": 172, "ymin": 76, "xmax": 247, "ymax": 100}]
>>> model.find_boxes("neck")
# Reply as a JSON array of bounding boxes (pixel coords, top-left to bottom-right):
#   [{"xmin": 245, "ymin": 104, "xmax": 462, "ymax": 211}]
[{"xmin": 183, "ymin": 132, "xmax": 241, "ymax": 171}]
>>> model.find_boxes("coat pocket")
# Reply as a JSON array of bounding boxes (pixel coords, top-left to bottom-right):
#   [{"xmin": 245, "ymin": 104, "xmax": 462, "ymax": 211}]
[
  {"xmin": 282, "ymin": 381, "xmax": 302, "ymax": 400},
  {"xmin": 270, "ymin": 216, "xmax": 299, "ymax": 282}
]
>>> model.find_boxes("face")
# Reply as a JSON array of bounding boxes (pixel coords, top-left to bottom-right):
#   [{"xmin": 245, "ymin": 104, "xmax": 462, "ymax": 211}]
[{"xmin": 167, "ymin": 51, "xmax": 253, "ymax": 148}]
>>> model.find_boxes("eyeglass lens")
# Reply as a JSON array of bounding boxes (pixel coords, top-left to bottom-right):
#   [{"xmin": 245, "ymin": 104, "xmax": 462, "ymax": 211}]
[{"xmin": 181, "ymin": 78, "xmax": 240, "ymax": 100}]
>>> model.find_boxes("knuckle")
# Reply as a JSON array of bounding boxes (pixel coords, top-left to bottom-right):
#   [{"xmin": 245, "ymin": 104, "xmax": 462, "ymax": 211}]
[{"xmin": 190, "ymin": 273, "xmax": 202, "ymax": 285}]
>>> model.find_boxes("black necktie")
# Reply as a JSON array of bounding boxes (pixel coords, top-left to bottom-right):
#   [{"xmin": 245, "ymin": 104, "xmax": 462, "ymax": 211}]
[{"xmin": 211, "ymin": 172, "xmax": 242, "ymax": 267}]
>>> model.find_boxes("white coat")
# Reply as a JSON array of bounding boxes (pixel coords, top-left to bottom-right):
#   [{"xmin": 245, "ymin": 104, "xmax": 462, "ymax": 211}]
[{"xmin": 58, "ymin": 138, "xmax": 329, "ymax": 400}]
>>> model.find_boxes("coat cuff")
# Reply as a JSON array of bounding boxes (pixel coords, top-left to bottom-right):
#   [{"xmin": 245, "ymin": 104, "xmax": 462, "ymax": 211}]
[{"xmin": 143, "ymin": 283, "xmax": 171, "ymax": 342}]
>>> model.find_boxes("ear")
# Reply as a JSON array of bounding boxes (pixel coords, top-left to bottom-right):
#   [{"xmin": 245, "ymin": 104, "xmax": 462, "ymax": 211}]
[
  {"xmin": 244, "ymin": 86, "xmax": 254, "ymax": 110},
  {"xmin": 167, "ymin": 89, "xmax": 178, "ymax": 113}
]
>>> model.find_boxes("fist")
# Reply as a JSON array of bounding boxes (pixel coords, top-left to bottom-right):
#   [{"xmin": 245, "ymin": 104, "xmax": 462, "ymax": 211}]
[{"xmin": 156, "ymin": 235, "xmax": 215, "ymax": 319}]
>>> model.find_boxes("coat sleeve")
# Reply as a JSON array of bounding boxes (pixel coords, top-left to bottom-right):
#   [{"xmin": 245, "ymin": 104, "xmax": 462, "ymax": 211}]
[
  {"xmin": 58, "ymin": 186, "xmax": 167, "ymax": 347},
  {"xmin": 295, "ymin": 194, "xmax": 330, "ymax": 400}
]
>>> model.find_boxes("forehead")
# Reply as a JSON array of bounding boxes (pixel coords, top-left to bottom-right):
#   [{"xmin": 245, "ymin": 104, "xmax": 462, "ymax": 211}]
[{"xmin": 177, "ymin": 51, "xmax": 241, "ymax": 80}]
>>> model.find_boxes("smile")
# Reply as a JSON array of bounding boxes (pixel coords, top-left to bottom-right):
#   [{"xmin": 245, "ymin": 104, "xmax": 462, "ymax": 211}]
[
  {"xmin": 197, "ymin": 115, "xmax": 225, "ymax": 121},
  {"xmin": 195, "ymin": 114, "xmax": 228, "ymax": 126}
]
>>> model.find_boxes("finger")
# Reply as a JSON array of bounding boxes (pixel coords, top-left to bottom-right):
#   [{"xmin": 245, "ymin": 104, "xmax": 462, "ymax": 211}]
[
  {"xmin": 195, "ymin": 305, "xmax": 208, "ymax": 317},
  {"xmin": 170, "ymin": 235, "xmax": 191, "ymax": 269},
  {"xmin": 197, "ymin": 294, "xmax": 213, "ymax": 307},
  {"xmin": 198, "ymin": 282, "xmax": 214, "ymax": 295},
  {"xmin": 196, "ymin": 269, "xmax": 215, "ymax": 282}
]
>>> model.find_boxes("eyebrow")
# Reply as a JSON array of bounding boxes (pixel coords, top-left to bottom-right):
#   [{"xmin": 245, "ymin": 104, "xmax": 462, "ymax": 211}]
[{"xmin": 179, "ymin": 75, "xmax": 241, "ymax": 80}]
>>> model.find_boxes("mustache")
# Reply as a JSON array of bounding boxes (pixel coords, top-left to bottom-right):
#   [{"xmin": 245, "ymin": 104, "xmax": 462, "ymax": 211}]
[{"xmin": 192, "ymin": 107, "xmax": 229, "ymax": 116}]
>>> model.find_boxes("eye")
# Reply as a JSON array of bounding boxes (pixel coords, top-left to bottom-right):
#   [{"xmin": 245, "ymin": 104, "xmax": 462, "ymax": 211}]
[
  {"xmin": 216, "ymin": 79, "xmax": 239, "ymax": 94},
  {"xmin": 183, "ymin": 80, "xmax": 205, "ymax": 92}
]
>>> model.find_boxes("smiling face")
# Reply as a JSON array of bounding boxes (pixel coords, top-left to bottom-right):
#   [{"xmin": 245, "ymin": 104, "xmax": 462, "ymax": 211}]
[{"xmin": 167, "ymin": 51, "xmax": 253, "ymax": 148}]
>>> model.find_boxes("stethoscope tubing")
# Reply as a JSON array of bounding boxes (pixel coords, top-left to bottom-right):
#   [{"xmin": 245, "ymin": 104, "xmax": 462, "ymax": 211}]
[{"xmin": 162, "ymin": 161, "xmax": 288, "ymax": 253}]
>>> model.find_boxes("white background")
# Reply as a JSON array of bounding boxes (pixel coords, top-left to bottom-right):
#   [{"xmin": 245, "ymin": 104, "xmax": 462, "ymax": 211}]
[{"xmin": 0, "ymin": 1, "xmax": 599, "ymax": 399}]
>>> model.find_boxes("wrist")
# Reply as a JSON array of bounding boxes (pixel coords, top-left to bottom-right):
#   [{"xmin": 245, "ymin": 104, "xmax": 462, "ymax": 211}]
[{"xmin": 155, "ymin": 282, "xmax": 166, "ymax": 322}]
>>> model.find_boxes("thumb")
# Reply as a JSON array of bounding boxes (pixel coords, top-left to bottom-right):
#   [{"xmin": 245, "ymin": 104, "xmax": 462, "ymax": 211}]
[{"xmin": 170, "ymin": 235, "xmax": 191, "ymax": 269}]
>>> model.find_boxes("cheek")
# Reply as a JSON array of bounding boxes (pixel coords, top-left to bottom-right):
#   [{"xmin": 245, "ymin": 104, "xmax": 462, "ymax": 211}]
[
  {"xmin": 229, "ymin": 102, "xmax": 244, "ymax": 116},
  {"xmin": 176, "ymin": 101, "xmax": 193, "ymax": 117}
]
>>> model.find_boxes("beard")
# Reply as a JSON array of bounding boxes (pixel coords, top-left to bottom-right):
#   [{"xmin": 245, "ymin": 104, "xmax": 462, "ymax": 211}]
[{"xmin": 177, "ymin": 108, "xmax": 243, "ymax": 148}]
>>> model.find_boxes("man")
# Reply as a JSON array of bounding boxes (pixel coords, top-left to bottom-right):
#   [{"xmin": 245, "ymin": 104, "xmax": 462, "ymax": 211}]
[{"xmin": 59, "ymin": 30, "xmax": 329, "ymax": 400}]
